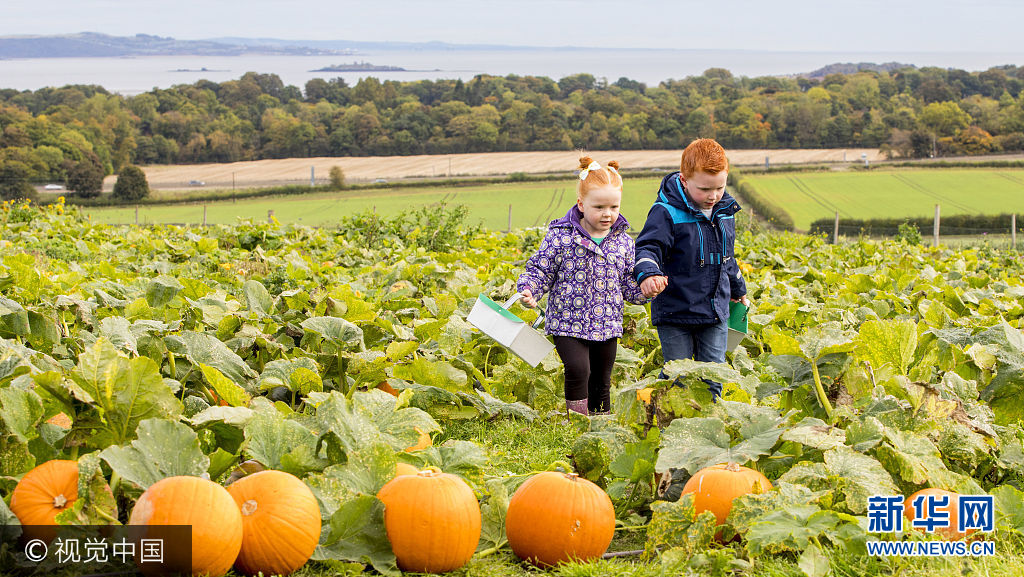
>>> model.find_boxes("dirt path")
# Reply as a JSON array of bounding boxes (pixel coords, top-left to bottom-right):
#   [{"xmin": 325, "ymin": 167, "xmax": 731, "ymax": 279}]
[{"xmin": 103, "ymin": 148, "xmax": 885, "ymax": 191}]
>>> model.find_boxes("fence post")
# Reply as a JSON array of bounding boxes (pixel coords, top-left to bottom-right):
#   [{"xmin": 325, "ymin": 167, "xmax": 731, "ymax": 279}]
[
  {"xmin": 1013, "ymin": 213, "xmax": 1017, "ymax": 250},
  {"xmin": 507, "ymin": 204, "xmax": 512, "ymax": 233},
  {"xmin": 833, "ymin": 210, "xmax": 839, "ymax": 245},
  {"xmin": 203, "ymin": 204, "xmax": 207, "ymax": 227},
  {"xmin": 135, "ymin": 205, "xmax": 138, "ymax": 226},
  {"xmin": 933, "ymin": 204, "xmax": 940, "ymax": 248},
  {"xmin": 268, "ymin": 210, "xmax": 274, "ymax": 224}
]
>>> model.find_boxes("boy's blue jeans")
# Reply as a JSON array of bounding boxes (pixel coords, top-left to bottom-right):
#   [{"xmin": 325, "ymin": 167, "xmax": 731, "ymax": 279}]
[{"xmin": 657, "ymin": 320, "xmax": 729, "ymax": 399}]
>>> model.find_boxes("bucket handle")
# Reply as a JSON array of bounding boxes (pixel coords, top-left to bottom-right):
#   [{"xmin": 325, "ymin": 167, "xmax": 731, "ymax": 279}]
[{"xmin": 502, "ymin": 293, "xmax": 546, "ymax": 329}]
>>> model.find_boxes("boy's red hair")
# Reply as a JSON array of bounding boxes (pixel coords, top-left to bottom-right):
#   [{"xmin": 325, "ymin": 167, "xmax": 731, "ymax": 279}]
[{"xmin": 680, "ymin": 139, "xmax": 729, "ymax": 178}]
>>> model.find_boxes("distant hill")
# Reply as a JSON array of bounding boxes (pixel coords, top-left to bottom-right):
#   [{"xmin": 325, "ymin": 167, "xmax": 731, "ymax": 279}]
[
  {"xmin": 800, "ymin": 62, "xmax": 916, "ymax": 79},
  {"xmin": 0, "ymin": 32, "xmax": 345, "ymax": 58}
]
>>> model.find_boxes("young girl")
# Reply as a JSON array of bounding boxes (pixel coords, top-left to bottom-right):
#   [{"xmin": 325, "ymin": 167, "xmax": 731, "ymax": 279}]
[{"xmin": 518, "ymin": 157, "xmax": 648, "ymax": 416}]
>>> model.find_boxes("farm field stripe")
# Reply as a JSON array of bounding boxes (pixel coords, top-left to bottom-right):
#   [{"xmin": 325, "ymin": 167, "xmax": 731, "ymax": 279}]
[
  {"xmin": 787, "ymin": 176, "xmax": 847, "ymax": 217},
  {"xmin": 890, "ymin": 173, "xmax": 973, "ymax": 213},
  {"xmin": 995, "ymin": 172, "xmax": 1024, "ymax": 186}
]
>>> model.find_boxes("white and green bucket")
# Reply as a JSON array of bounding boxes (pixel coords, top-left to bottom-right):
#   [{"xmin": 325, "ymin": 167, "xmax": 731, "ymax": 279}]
[{"xmin": 467, "ymin": 293, "xmax": 554, "ymax": 367}]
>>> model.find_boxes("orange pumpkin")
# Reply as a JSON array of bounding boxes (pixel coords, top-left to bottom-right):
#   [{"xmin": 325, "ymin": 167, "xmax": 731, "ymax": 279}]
[
  {"xmin": 128, "ymin": 476, "xmax": 243, "ymax": 577},
  {"xmin": 394, "ymin": 462, "xmax": 420, "ymax": 478},
  {"xmin": 505, "ymin": 471, "xmax": 615, "ymax": 566},
  {"xmin": 904, "ymin": 488, "xmax": 975, "ymax": 540},
  {"xmin": 377, "ymin": 381, "xmax": 400, "ymax": 396},
  {"xmin": 637, "ymin": 388, "xmax": 654, "ymax": 404},
  {"xmin": 404, "ymin": 428, "xmax": 432, "ymax": 452},
  {"xmin": 681, "ymin": 462, "xmax": 772, "ymax": 526},
  {"xmin": 10, "ymin": 460, "xmax": 80, "ymax": 542},
  {"xmin": 376, "ymin": 469, "xmax": 481, "ymax": 573},
  {"xmin": 226, "ymin": 470, "xmax": 322, "ymax": 576},
  {"xmin": 45, "ymin": 412, "xmax": 73, "ymax": 429}
]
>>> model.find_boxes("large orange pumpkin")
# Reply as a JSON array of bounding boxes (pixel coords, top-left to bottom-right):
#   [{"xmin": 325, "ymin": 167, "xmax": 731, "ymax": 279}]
[
  {"xmin": 376, "ymin": 469, "xmax": 481, "ymax": 573},
  {"xmin": 226, "ymin": 470, "xmax": 322, "ymax": 576},
  {"xmin": 128, "ymin": 476, "xmax": 243, "ymax": 577},
  {"xmin": 681, "ymin": 462, "xmax": 772, "ymax": 526},
  {"xmin": 394, "ymin": 462, "xmax": 420, "ymax": 478},
  {"xmin": 10, "ymin": 460, "xmax": 80, "ymax": 542},
  {"xmin": 904, "ymin": 488, "xmax": 975, "ymax": 540},
  {"xmin": 505, "ymin": 471, "xmax": 615, "ymax": 566}
]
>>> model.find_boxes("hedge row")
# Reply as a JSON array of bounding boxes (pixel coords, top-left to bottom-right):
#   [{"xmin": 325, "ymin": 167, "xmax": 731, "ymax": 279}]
[
  {"xmin": 729, "ymin": 174, "xmax": 795, "ymax": 231},
  {"xmin": 809, "ymin": 213, "xmax": 1024, "ymax": 236}
]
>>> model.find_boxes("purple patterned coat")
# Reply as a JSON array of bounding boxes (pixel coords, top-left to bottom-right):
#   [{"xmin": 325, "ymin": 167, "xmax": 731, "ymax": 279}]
[{"xmin": 517, "ymin": 207, "xmax": 648, "ymax": 341}]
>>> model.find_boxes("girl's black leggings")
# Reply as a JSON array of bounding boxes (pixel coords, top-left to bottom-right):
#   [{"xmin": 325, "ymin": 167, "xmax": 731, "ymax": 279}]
[{"xmin": 553, "ymin": 335, "xmax": 618, "ymax": 413}]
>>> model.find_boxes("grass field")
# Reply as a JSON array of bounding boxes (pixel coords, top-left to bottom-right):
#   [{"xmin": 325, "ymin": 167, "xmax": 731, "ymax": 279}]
[
  {"xmin": 85, "ymin": 177, "xmax": 668, "ymax": 230},
  {"xmin": 743, "ymin": 168, "xmax": 1024, "ymax": 231}
]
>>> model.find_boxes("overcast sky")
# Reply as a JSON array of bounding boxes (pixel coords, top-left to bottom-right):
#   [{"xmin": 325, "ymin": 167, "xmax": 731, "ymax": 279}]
[{"xmin": 4, "ymin": 0, "xmax": 1023, "ymax": 54}]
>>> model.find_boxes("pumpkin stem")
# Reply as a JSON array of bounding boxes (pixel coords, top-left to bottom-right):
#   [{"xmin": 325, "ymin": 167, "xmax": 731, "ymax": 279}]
[
  {"xmin": 723, "ymin": 462, "xmax": 742, "ymax": 473},
  {"xmin": 417, "ymin": 467, "xmax": 442, "ymax": 477},
  {"xmin": 53, "ymin": 494, "xmax": 68, "ymax": 509},
  {"xmin": 241, "ymin": 499, "xmax": 258, "ymax": 516}
]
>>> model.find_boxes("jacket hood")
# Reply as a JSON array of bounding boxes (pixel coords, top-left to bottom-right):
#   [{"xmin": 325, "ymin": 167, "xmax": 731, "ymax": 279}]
[
  {"xmin": 551, "ymin": 206, "xmax": 630, "ymax": 237},
  {"xmin": 657, "ymin": 171, "xmax": 740, "ymax": 217}
]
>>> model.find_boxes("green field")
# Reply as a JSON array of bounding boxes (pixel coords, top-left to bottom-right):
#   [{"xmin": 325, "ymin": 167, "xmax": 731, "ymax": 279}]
[
  {"xmin": 742, "ymin": 168, "xmax": 1024, "ymax": 231},
  {"xmin": 85, "ymin": 178, "xmax": 666, "ymax": 230}
]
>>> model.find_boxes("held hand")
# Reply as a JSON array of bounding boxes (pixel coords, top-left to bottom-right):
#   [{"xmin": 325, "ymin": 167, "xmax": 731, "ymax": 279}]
[
  {"xmin": 731, "ymin": 295, "xmax": 750, "ymax": 307},
  {"xmin": 520, "ymin": 289, "xmax": 537, "ymax": 308},
  {"xmin": 640, "ymin": 276, "xmax": 668, "ymax": 298}
]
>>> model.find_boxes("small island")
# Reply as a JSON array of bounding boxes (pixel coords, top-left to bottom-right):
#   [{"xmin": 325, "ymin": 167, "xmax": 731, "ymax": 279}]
[{"xmin": 311, "ymin": 61, "xmax": 406, "ymax": 72}]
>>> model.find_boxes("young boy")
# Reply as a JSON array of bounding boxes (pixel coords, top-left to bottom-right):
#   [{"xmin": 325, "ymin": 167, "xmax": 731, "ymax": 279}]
[{"xmin": 632, "ymin": 139, "xmax": 749, "ymax": 399}]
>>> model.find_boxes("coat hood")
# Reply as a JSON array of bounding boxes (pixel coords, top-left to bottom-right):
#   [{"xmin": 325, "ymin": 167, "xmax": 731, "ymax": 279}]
[{"xmin": 657, "ymin": 171, "xmax": 740, "ymax": 218}]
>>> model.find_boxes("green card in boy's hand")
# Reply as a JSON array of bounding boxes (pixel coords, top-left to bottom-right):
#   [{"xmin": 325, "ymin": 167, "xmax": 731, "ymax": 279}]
[{"xmin": 728, "ymin": 300, "xmax": 748, "ymax": 334}]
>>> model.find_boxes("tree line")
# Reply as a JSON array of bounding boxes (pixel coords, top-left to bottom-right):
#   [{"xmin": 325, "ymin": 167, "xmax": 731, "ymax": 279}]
[{"xmin": 2, "ymin": 65, "xmax": 1024, "ymax": 199}]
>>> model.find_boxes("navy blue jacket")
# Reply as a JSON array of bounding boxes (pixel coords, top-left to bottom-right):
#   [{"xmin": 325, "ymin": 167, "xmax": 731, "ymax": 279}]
[{"xmin": 633, "ymin": 172, "xmax": 746, "ymax": 326}]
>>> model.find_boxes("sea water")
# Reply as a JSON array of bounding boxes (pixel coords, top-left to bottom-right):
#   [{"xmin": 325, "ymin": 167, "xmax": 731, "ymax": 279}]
[{"xmin": 1, "ymin": 48, "xmax": 1022, "ymax": 95}]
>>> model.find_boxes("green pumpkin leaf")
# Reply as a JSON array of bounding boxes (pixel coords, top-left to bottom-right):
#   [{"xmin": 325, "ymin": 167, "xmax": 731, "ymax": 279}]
[
  {"xmin": 0, "ymin": 490, "xmax": 21, "ymax": 542},
  {"xmin": 315, "ymin": 495, "xmax": 399, "ymax": 577},
  {"xmin": 797, "ymin": 322, "xmax": 856, "ymax": 361},
  {"xmin": 782, "ymin": 417, "xmax": 846, "ymax": 451},
  {"xmin": 797, "ymin": 542, "xmax": 830, "ymax": 577},
  {"xmin": 476, "ymin": 478, "xmax": 510, "ymax": 554},
  {"xmin": 992, "ymin": 484, "xmax": 1024, "ymax": 535},
  {"xmin": 98, "ymin": 316, "xmax": 138, "ymax": 355},
  {"xmin": 301, "ymin": 316, "xmax": 366, "ymax": 351},
  {"xmin": 656, "ymin": 417, "xmax": 782, "ymax": 475},
  {"xmin": 55, "ymin": 452, "xmax": 118, "ymax": 526},
  {"xmin": 99, "ymin": 418, "xmax": 209, "ymax": 490},
  {"xmin": 744, "ymin": 505, "xmax": 843, "ymax": 555},
  {"xmin": 0, "ymin": 386, "xmax": 44, "ymax": 443},
  {"xmin": 200, "ymin": 364, "xmax": 251, "ymax": 407},
  {"xmin": 242, "ymin": 279, "xmax": 273, "ymax": 315},
  {"xmin": 145, "ymin": 275, "xmax": 183, "ymax": 307},
  {"xmin": 730, "ymin": 482, "xmax": 829, "ymax": 534},
  {"xmin": 70, "ymin": 339, "xmax": 182, "ymax": 448},
  {"xmin": 305, "ymin": 443, "xmax": 397, "ymax": 518},
  {"xmin": 243, "ymin": 409, "xmax": 325, "ymax": 476},
  {"xmin": 644, "ymin": 494, "xmax": 717, "ymax": 558},
  {"xmin": 402, "ymin": 440, "xmax": 489, "ymax": 489},
  {"xmin": 855, "ymin": 319, "xmax": 918, "ymax": 376},
  {"xmin": 876, "ymin": 428, "xmax": 949, "ymax": 485},
  {"xmin": 392, "ymin": 357, "xmax": 471, "ymax": 394},
  {"xmin": 822, "ymin": 446, "xmax": 899, "ymax": 514},
  {"xmin": 169, "ymin": 330, "xmax": 258, "ymax": 386}
]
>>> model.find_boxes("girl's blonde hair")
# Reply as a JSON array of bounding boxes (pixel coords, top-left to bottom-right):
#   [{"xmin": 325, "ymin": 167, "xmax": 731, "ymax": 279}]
[{"xmin": 577, "ymin": 156, "xmax": 623, "ymax": 200}]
